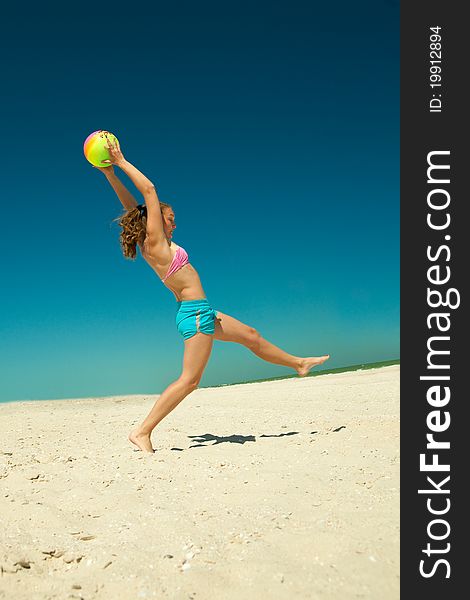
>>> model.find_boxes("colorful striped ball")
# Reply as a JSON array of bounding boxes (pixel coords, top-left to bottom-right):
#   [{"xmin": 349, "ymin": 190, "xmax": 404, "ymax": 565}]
[{"xmin": 83, "ymin": 130, "xmax": 119, "ymax": 167}]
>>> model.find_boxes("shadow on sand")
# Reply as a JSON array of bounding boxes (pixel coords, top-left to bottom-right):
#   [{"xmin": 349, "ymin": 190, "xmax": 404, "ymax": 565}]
[
  {"xmin": 168, "ymin": 431, "xmax": 300, "ymax": 450},
  {"xmin": 168, "ymin": 426, "xmax": 346, "ymax": 451}
]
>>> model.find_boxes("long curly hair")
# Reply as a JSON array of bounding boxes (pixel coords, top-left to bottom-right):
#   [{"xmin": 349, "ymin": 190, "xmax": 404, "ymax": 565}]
[{"xmin": 115, "ymin": 202, "xmax": 172, "ymax": 260}]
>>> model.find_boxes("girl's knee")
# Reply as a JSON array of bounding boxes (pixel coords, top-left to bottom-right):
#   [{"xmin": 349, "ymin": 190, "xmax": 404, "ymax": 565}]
[
  {"xmin": 178, "ymin": 375, "xmax": 200, "ymax": 392},
  {"xmin": 244, "ymin": 327, "xmax": 261, "ymax": 350}
]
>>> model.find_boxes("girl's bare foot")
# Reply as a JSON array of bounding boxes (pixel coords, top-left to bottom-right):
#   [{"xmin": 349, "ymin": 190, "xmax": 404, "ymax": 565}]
[
  {"xmin": 128, "ymin": 429, "xmax": 155, "ymax": 453},
  {"xmin": 297, "ymin": 355, "xmax": 330, "ymax": 377}
]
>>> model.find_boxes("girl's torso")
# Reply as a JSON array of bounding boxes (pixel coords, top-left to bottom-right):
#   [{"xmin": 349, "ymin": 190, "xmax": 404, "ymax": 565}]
[{"xmin": 139, "ymin": 238, "xmax": 206, "ymax": 301}]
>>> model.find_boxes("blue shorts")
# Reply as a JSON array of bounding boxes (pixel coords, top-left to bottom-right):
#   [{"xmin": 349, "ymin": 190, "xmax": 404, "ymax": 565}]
[{"xmin": 175, "ymin": 299, "xmax": 218, "ymax": 340}]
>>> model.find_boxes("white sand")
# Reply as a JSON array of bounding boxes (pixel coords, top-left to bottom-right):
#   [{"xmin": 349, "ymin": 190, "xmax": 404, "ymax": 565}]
[{"xmin": 0, "ymin": 365, "xmax": 399, "ymax": 599}]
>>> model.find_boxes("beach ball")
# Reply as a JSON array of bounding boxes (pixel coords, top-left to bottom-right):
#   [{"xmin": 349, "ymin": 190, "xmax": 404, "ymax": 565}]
[{"xmin": 83, "ymin": 130, "xmax": 119, "ymax": 167}]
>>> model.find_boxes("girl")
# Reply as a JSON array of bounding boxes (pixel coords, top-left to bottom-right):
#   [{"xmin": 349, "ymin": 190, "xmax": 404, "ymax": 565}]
[{"xmin": 95, "ymin": 134, "xmax": 329, "ymax": 453}]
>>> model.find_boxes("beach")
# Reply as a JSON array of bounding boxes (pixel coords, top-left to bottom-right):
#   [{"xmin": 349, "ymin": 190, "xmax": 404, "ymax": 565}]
[{"xmin": 0, "ymin": 365, "xmax": 399, "ymax": 599}]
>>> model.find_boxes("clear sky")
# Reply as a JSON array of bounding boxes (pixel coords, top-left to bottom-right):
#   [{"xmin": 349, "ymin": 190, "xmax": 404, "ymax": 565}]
[{"xmin": 0, "ymin": 1, "xmax": 399, "ymax": 402}]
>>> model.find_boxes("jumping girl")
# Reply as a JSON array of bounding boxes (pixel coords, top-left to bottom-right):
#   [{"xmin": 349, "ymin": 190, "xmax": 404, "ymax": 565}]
[{"xmin": 95, "ymin": 134, "xmax": 329, "ymax": 453}]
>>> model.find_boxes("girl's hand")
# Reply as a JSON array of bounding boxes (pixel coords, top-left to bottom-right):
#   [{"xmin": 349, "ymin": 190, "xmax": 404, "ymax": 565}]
[
  {"xmin": 93, "ymin": 164, "xmax": 115, "ymax": 176},
  {"xmin": 102, "ymin": 133, "xmax": 126, "ymax": 167}
]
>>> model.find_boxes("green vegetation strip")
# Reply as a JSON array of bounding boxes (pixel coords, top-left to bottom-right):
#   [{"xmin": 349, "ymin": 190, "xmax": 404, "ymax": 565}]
[{"xmin": 206, "ymin": 359, "xmax": 400, "ymax": 389}]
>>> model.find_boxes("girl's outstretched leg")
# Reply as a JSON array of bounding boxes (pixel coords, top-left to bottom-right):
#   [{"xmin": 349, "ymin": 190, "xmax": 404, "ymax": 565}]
[
  {"xmin": 129, "ymin": 332, "xmax": 213, "ymax": 452},
  {"xmin": 214, "ymin": 311, "xmax": 329, "ymax": 376}
]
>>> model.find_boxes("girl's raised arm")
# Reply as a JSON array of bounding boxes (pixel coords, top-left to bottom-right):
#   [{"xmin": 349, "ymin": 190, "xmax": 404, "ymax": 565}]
[
  {"xmin": 96, "ymin": 165, "xmax": 138, "ymax": 211},
  {"xmin": 103, "ymin": 135, "xmax": 165, "ymax": 244}
]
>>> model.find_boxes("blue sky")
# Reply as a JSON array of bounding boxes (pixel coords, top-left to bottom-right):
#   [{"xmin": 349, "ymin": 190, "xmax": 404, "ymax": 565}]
[{"xmin": 0, "ymin": 1, "xmax": 399, "ymax": 401}]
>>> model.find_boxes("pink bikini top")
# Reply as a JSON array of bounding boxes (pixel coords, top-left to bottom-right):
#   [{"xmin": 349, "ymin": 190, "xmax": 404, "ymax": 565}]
[{"xmin": 161, "ymin": 245, "xmax": 189, "ymax": 282}]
